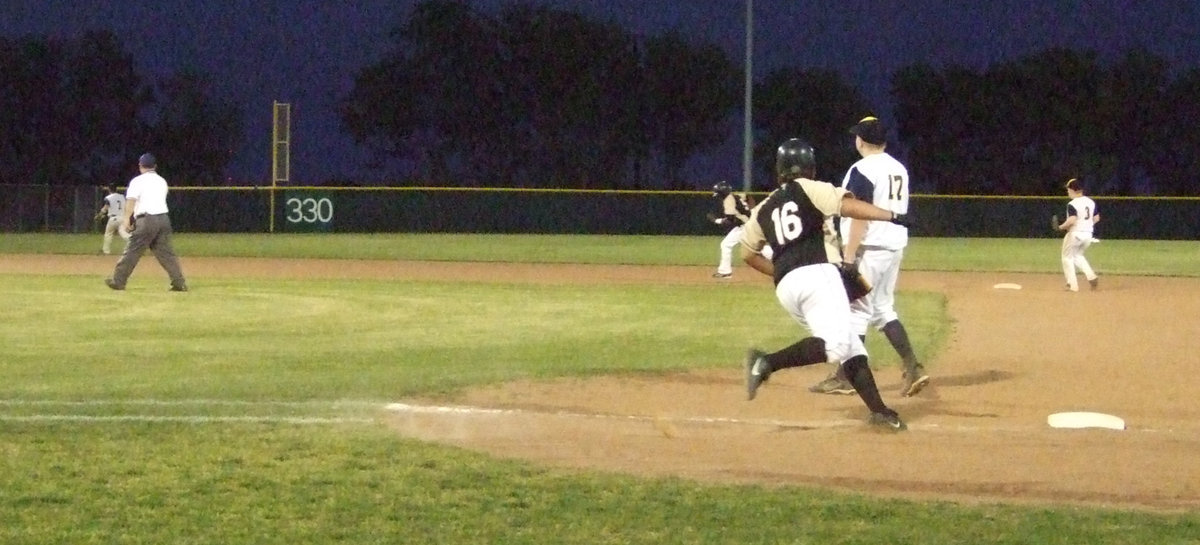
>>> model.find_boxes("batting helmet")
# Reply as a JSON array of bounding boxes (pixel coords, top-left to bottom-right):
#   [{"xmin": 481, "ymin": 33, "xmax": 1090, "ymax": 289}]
[
  {"xmin": 712, "ymin": 181, "xmax": 732, "ymax": 197},
  {"xmin": 775, "ymin": 138, "xmax": 816, "ymax": 181}
]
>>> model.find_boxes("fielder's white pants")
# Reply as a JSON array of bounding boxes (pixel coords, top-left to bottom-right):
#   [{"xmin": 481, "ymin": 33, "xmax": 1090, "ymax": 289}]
[
  {"xmin": 103, "ymin": 216, "xmax": 131, "ymax": 255},
  {"xmin": 850, "ymin": 247, "xmax": 904, "ymax": 336},
  {"xmin": 1061, "ymin": 232, "xmax": 1096, "ymax": 291},
  {"xmin": 774, "ymin": 263, "xmax": 867, "ymax": 365}
]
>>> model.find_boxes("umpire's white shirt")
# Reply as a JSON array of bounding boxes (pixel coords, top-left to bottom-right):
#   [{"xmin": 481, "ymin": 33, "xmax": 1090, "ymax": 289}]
[{"xmin": 126, "ymin": 171, "xmax": 170, "ymax": 215}]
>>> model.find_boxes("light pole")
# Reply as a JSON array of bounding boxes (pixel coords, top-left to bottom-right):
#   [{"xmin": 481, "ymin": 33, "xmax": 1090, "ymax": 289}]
[{"xmin": 741, "ymin": 0, "xmax": 754, "ymax": 194}]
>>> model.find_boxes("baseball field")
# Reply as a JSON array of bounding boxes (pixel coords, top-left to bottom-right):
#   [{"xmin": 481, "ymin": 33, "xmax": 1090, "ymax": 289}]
[{"xmin": 1, "ymin": 233, "xmax": 1198, "ymax": 544}]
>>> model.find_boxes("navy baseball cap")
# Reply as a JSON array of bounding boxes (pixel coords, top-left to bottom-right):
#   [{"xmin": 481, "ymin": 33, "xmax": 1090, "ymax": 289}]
[
  {"xmin": 849, "ymin": 116, "xmax": 886, "ymax": 145},
  {"xmin": 138, "ymin": 153, "xmax": 156, "ymax": 168}
]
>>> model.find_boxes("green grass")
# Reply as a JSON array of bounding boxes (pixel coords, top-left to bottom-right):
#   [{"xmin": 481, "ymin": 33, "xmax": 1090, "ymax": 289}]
[
  {"xmin": 1, "ymin": 234, "xmax": 1197, "ymax": 544},
  {"xmin": 4, "ymin": 232, "xmax": 1197, "ymax": 276}
]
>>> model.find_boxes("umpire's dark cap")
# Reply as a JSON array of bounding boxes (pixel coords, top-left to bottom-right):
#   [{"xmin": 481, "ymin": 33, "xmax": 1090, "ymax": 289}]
[
  {"xmin": 138, "ymin": 153, "xmax": 157, "ymax": 168},
  {"xmin": 849, "ymin": 116, "xmax": 886, "ymax": 145}
]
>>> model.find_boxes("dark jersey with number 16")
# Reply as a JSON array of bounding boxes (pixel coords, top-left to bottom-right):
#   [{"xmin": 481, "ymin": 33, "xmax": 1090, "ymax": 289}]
[{"xmin": 740, "ymin": 178, "xmax": 848, "ymax": 286}]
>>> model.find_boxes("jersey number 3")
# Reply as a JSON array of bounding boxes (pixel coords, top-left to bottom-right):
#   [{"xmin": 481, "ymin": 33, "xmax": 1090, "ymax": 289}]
[{"xmin": 770, "ymin": 202, "xmax": 803, "ymax": 243}]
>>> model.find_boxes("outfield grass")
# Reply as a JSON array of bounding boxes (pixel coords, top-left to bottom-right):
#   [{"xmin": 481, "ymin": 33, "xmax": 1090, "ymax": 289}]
[
  {"xmin": 2, "ymin": 234, "xmax": 1198, "ymax": 544},
  {"xmin": 4, "ymin": 233, "xmax": 1199, "ymax": 277}
]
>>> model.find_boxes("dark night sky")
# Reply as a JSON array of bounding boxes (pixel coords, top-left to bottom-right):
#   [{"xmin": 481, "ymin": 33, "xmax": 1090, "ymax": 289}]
[{"xmin": 4, "ymin": 1, "xmax": 1199, "ymax": 186}]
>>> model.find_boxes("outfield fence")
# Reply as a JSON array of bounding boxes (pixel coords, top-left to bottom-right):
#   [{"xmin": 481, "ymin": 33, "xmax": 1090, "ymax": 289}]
[{"xmin": 3, "ymin": 185, "xmax": 1197, "ymax": 239}]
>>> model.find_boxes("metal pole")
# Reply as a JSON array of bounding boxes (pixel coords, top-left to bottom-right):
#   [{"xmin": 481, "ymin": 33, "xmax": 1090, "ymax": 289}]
[{"xmin": 741, "ymin": 0, "xmax": 754, "ymax": 194}]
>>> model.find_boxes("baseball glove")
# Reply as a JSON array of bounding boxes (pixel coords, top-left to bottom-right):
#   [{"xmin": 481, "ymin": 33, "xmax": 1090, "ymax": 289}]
[
  {"xmin": 839, "ymin": 262, "xmax": 872, "ymax": 302},
  {"xmin": 1050, "ymin": 214, "xmax": 1059, "ymax": 232},
  {"xmin": 93, "ymin": 211, "xmax": 106, "ymax": 223}
]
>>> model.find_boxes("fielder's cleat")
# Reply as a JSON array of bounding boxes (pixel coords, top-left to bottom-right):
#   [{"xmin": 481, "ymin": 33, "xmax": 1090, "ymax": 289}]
[
  {"xmin": 900, "ymin": 365, "xmax": 930, "ymax": 397},
  {"xmin": 1089, "ymin": 277, "xmax": 1099, "ymax": 291},
  {"xmin": 712, "ymin": 272, "xmax": 732, "ymax": 278},
  {"xmin": 868, "ymin": 411, "xmax": 907, "ymax": 431},
  {"xmin": 169, "ymin": 285, "xmax": 188, "ymax": 292},
  {"xmin": 744, "ymin": 348, "xmax": 769, "ymax": 400},
  {"xmin": 808, "ymin": 371, "xmax": 856, "ymax": 395},
  {"xmin": 104, "ymin": 278, "xmax": 124, "ymax": 291}
]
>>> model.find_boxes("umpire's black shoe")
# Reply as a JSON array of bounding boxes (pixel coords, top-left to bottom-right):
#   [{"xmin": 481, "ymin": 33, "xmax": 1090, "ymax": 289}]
[
  {"xmin": 169, "ymin": 285, "xmax": 188, "ymax": 292},
  {"xmin": 745, "ymin": 348, "xmax": 770, "ymax": 401},
  {"xmin": 104, "ymin": 278, "xmax": 124, "ymax": 291}
]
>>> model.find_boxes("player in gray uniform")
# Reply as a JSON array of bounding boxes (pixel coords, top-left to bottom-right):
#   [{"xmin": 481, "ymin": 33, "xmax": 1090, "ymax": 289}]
[
  {"xmin": 1055, "ymin": 178, "xmax": 1100, "ymax": 291},
  {"xmin": 809, "ymin": 117, "xmax": 929, "ymax": 397},
  {"xmin": 105, "ymin": 153, "xmax": 188, "ymax": 292},
  {"xmin": 741, "ymin": 138, "xmax": 911, "ymax": 431},
  {"xmin": 98, "ymin": 185, "xmax": 130, "ymax": 255}
]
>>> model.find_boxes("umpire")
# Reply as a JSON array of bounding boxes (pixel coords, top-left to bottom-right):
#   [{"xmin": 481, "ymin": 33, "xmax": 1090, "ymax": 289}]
[{"xmin": 105, "ymin": 153, "xmax": 188, "ymax": 292}]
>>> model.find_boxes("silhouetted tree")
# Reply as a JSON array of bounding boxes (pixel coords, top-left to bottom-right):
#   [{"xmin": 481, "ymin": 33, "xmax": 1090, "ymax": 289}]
[
  {"xmin": 754, "ymin": 68, "xmax": 871, "ymax": 187},
  {"xmin": 60, "ymin": 30, "xmax": 152, "ymax": 187},
  {"xmin": 340, "ymin": 0, "xmax": 738, "ymax": 189},
  {"xmin": 1098, "ymin": 49, "xmax": 1169, "ymax": 195},
  {"xmin": 1159, "ymin": 67, "xmax": 1200, "ymax": 196},
  {"xmin": 0, "ymin": 31, "xmax": 240, "ymax": 187},
  {"xmin": 147, "ymin": 69, "xmax": 244, "ymax": 185},
  {"xmin": 640, "ymin": 31, "xmax": 739, "ymax": 188},
  {"xmin": 0, "ymin": 36, "xmax": 69, "ymax": 185},
  {"xmin": 497, "ymin": 4, "xmax": 642, "ymax": 188}
]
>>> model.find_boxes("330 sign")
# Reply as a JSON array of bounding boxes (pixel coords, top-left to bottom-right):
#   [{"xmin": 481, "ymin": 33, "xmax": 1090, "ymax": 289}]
[
  {"xmin": 284, "ymin": 196, "xmax": 334, "ymax": 224},
  {"xmin": 282, "ymin": 192, "xmax": 334, "ymax": 231}
]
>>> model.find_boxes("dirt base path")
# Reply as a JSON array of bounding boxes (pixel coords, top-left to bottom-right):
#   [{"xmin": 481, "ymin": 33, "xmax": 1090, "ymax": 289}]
[{"xmin": 8, "ymin": 254, "xmax": 1199, "ymax": 511}]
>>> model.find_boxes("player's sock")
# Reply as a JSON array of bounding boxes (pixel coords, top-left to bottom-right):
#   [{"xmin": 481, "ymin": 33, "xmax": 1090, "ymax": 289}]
[
  {"xmin": 881, "ymin": 319, "xmax": 918, "ymax": 368},
  {"xmin": 765, "ymin": 337, "xmax": 826, "ymax": 372},
  {"xmin": 843, "ymin": 355, "xmax": 891, "ymax": 414}
]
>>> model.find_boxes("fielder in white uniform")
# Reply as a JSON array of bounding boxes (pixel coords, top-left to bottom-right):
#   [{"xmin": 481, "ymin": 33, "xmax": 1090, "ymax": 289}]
[
  {"xmin": 98, "ymin": 185, "xmax": 131, "ymax": 255},
  {"xmin": 809, "ymin": 117, "xmax": 929, "ymax": 397},
  {"xmin": 1055, "ymin": 178, "xmax": 1100, "ymax": 291},
  {"xmin": 741, "ymin": 138, "xmax": 912, "ymax": 431}
]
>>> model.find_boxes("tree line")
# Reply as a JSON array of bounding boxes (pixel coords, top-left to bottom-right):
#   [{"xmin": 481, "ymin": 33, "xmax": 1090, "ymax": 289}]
[
  {"xmin": 4, "ymin": 1, "xmax": 1199, "ymax": 195},
  {"xmin": 0, "ymin": 30, "xmax": 241, "ymax": 188},
  {"xmin": 340, "ymin": 0, "xmax": 1200, "ymax": 195}
]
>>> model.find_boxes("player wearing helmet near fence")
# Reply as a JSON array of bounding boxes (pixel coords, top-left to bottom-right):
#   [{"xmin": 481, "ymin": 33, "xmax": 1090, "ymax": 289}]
[
  {"xmin": 741, "ymin": 137, "xmax": 911, "ymax": 431},
  {"xmin": 1054, "ymin": 177, "xmax": 1100, "ymax": 292},
  {"xmin": 97, "ymin": 185, "xmax": 130, "ymax": 255},
  {"xmin": 709, "ymin": 181, "xmax": 771, "ymax": 278},
  {"xmin": 809, "ymin": 116, "xmax": 929, "ymax": 397}
]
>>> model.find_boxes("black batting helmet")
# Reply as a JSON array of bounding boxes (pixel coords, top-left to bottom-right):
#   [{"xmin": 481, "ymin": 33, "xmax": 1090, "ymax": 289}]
[
  {"xmin": 712, "ymin": 181, "xmax": 732, "ymax": 197},
  {"xmin": 775, "ymin": 138, "xmax": 816, "ymax": 181}
]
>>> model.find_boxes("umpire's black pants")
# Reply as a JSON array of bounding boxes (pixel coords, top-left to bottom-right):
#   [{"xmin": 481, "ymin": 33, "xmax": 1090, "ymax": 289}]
[{"xmin": 110, "ymin": 213, "xmax": 187, "ymax": 290}]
